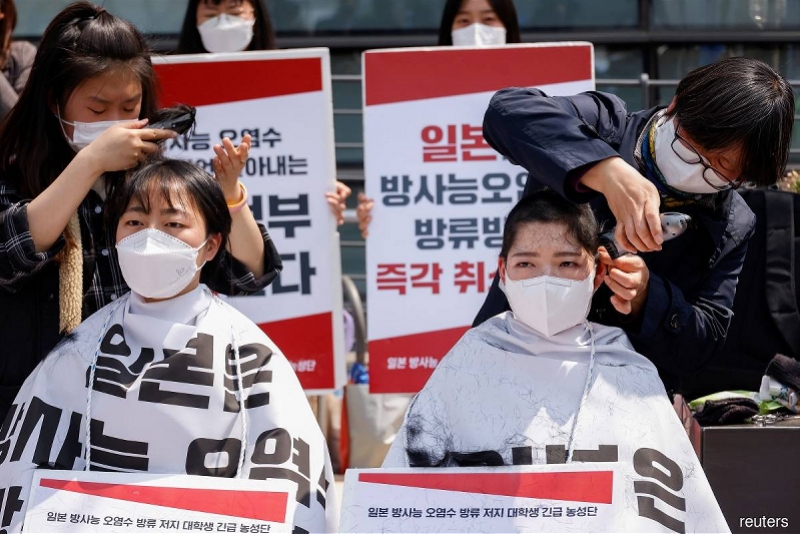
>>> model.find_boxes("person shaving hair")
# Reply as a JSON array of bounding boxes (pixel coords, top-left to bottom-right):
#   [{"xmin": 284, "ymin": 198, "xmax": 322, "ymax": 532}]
[{"xmin": 383, "ymin": 189, "xmax": 730, "ymax": 533}]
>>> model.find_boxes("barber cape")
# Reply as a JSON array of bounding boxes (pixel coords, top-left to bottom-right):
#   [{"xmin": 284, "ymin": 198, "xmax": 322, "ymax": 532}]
[
  {"xmin": 0, "ymin": 286, "xmax": 336, "ymax": 534},
  {"xmin": 383, "ymin": 312, "xmax": 729, "ymax": 533}
]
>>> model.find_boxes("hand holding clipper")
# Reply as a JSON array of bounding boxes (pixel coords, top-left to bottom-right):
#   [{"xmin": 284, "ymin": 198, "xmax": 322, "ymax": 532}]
[{"xmin": 600, "ymin": 212, "xmax": 691, "ymax": 259}]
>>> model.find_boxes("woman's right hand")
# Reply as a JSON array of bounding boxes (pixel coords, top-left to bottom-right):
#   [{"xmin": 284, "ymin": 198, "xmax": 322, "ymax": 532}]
[
  {"xmin": 580, "ymin": 156, "xmax": 663, "ymax": 254},
  {"xmin": 356, "ymin": 192, "xmax": 374, "ymax": 239},
  {"xmin": 80, "ymin": 119, "xmax": 176, "ymax": 173}
]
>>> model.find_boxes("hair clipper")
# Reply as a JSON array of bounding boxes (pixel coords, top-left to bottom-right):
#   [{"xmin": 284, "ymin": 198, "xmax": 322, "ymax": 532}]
[
  {"xmin": 600, "ymin": 212, "xmax": 692, "ymax": 259},
  {"xmin": 147, "ymin": 105, "xmax": 196, "ymax": 136}
]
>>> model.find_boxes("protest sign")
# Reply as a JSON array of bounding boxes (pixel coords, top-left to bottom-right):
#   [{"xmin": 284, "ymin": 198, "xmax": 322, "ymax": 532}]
[
  {"xmin": 340, "ymin": 464, "xmax": 625, "ymax": 532},
  {"xmin": 153, "ymin": 49, "xmax": 345, "ymax": 393},
  {"xmin": 24, "ymin": 471, "xmax": 296, "ymax": 533},
  {"xmin": 363, "ymin": 43, "xmax": 595, "ymax": 393}
]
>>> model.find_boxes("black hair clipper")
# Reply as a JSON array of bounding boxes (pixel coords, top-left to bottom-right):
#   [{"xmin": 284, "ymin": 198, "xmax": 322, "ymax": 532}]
[
  {"xmin": 599, "ymin": 212, "xmax": 692, "ymax": 259},
  {"xmin": 147, "ymin": 105, "xmax": 196, "ymax": 136}
]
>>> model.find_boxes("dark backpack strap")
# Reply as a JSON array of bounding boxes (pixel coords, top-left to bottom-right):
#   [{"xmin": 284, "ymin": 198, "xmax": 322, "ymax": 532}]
[{"xmin": 764, "ymin": 190, "xmax": 800, "ymax": 357}]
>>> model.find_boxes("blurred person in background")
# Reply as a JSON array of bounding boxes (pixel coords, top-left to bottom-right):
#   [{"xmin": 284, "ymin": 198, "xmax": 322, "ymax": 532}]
[
  {"xmin": 356, "ymin": 0, "xmax": 520, "ymax": 233},
  {"xmin": 439, "ymin": 0, "xmax": 520, "ymax": 46},
  {"xmin": 177, "ymin": 0, "xmax": 275, "ymax": 53},
  {"xmin": 0, "ymin": 0, "xmax": 35, "ymax": 123}
]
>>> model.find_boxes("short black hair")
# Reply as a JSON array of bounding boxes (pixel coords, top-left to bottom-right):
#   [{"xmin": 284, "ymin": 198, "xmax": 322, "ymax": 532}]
[
  {"xmin": 438, "ymin": 0, "xmax": 521, "ymax": 46},
  {"xmin": 500, "ymin": 189, "xmax": 598, "ymax": 259},
  {"xmin": 177, "ymin": 0, "xmax": 275, "ymax": 53},
  {"xmin": 671, "ymin": 57, "xmax": 795, "ymax": 187},
  {"xmin": 107, "ymin": 158, "xmax": 232, "ymax": 273}
]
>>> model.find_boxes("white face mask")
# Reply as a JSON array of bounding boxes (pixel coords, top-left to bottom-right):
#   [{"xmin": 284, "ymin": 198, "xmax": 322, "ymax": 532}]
[
  {"xmin": 451, "ymin": 23, "xmax": 506, "ymax": 47},
  {"xmin": 197, "ymin": 14, "xmax": 255, "ymax": 53},
  {"xmin": 57, "ymin": 109, "xmax": 127, "ymax": 152},
  {"xmin": 502, "ymin": 271, "xmax": 595, "ymax": 337},
  {"xmin": 116, "ymin": 228, "xmax": 209, "ymax": 300},
  {"xmin": 653, "ymin": 115, "xmax": 731, "ymax": 194}
]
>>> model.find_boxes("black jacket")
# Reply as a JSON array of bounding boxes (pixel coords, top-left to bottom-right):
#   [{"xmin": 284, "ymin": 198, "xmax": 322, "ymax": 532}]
[{"xmin": 475, "ymin": 88, "xmax": 756, "ymax": 392}]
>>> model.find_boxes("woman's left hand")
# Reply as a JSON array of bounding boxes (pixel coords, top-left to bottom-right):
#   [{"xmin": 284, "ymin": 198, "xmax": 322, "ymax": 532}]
[
  {"xmin": 326, "ymin": 180, "xmax": 352, "ymax": 226},
  {"xmin": 213, "ymin": 134, "xmax": 252, "ymax": 202},
  {"xmin": 598, "ymin": 248, "xmax": 650, "ymax": 317}
]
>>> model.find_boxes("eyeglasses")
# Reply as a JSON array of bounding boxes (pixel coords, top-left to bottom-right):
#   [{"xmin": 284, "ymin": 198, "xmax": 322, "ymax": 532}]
[{"xmin": 671, "ymin": 125, "xmax": 746, "ymax": 191}]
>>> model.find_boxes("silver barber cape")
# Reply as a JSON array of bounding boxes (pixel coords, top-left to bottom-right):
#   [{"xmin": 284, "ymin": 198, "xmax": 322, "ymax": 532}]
[
  {"xmin": 383, "ymin": 312, "xmax": 729, "ymax": 533},
  {"xmin": 0, "ymin": 285, "xmax": 337, "ymax": 533}
]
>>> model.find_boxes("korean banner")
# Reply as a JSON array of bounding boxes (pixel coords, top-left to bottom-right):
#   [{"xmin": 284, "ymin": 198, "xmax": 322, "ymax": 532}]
[
  {"xmin": 363, "ymin": 43, "xmax": 595, "ymax": 393},
  {"xmin": 153, "ymin": 49, "xmax": 345, "ymax": 393},
  {"xmin": 341, "ymin": 463, "xmax": 729, "ymax": 533},
  {"xmin": 24, "ymin": 472, "xmax": 297, "ymax": 533},
  {"xmin": 340, "ymin": 464, "xmax": 626, "ymax": 533}
]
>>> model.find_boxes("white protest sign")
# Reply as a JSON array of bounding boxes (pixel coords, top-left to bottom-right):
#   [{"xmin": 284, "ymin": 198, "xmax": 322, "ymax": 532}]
[
  {"xmin": 24, "ymin": 471, "xmax": 296, "ymax": 533},
  {"xmin": 340, "ymin": 464, "xmax": 629, "ymax": 533},
  {"xmin": 363, "ymin": 43, "xmax": 595, "ymax": 393},
  {"xmin": 153, "ymin": 49, "xmax": 345, "ymax": 393}
]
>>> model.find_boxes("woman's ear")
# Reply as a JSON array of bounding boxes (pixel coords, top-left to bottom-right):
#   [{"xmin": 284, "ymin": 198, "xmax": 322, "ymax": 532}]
[
  {"xmin": 665, "ymin": 96, "xmax": 677, "ymax": 115},
  {"xmin": 497, "ymin": 256, "xmax": 507, "ymax": 284},
  {"xmin": 203, "ymin": 233, "xmax": 223, "ymax": 263},
  {"xmin": 593, "ymin": 258, "xmax": 606, "ymax": 291}
]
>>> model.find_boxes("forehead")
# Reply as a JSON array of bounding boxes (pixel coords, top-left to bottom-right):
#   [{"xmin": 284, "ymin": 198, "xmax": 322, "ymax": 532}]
[
  {"xmin": 460, "ymin": 0, "xmax": 495, "ymax": 12},
  {"xmin": 510, "ymin": 221, "xmax": 580, "ymax": 251},
  {"xmin": 68, "ymin": 70, "xmax": 142, "ymax": 102},
  {"xmin": 200, "ymin": 0, "xmax": 252, "ymax": 8},
  {"xmin": 126, "ymin": 180, "xmax": 197, "ymax": 214}
]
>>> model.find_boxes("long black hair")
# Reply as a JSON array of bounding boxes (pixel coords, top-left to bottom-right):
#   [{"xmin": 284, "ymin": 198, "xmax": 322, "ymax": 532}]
[
  {"xmin": 0, "ymin": 2, "xmax": 158, "ymax": 199},
  {"xmin": 438, "ymin": 0, "xmax": 521, "ymax": 46},
  {"xmin": 500, "ymin": 189, "xmax": 598, "ymax": 259},
  {"xmin": 0, "ymin": 0, "xmax": 17, "ymax": 68},
  {"xmin": 670, "ymin": 57, "xmax": 794, "ymax": 187},
  {"xmin": 107, "ymin": 158, "xmax": 232, "ymax": 273},
  {"xmin": 177, "ymin": 0, "xmax": 275, "ymax": 53}
]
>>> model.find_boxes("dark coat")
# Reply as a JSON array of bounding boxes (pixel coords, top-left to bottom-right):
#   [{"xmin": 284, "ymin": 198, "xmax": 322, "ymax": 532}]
[{"xmin": 475, "ymin": 88, "xmax": 756, "ymax": 393}]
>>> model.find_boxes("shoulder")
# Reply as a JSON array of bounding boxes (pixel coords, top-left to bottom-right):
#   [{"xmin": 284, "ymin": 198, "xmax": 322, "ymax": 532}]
[
  {"xmin": 48, "ymin": 297, "xmax": 128, "ymax": 365},
  {"xmin": 9, "ymin": 40, "xmax": 37, "ymax": 66},
  {"xmin": 461, "ymin": 313, "xmax": 512, "ymax": 347},
  {"xmin": 589, "ymin": 322, "xmax": 635, "ymax": 350},
  {"xmin": 208, "ymin": 296, "xmax": 262, "ymax": 337},
  {"xmin": 207, "ymin": 295, "xmax": 287, "ymax": 355},
  {"xmin": 722, "ymin": 190, "xmax": 757, "ymax": 245},
  {"xmin": 589, "ymin": 322, "xmax": 660, "ymax": 370}
]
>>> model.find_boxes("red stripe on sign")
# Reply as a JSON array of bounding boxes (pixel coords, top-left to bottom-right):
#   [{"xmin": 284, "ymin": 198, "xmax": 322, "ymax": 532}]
[
  {"xmin": 359, "ymin": 471, "xmax": 613, "ymax": 504},
  {"xmin": 155, "ymin": 57, "xmax": 323, "ymax": 107},
  {"xmin": 364, "ymin": 45, "xmax": 592, "ymax": 106},
  {"xmin": 368, "ymin": 326, "xmax": 468, "ymax": 394},
  {"xmin": 38, "ymin": 479, "xmax": 289, "ymax": 523},
  {"xmin": 259, "ymin": 312, "xmax": 334, "ymax": 390}
]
